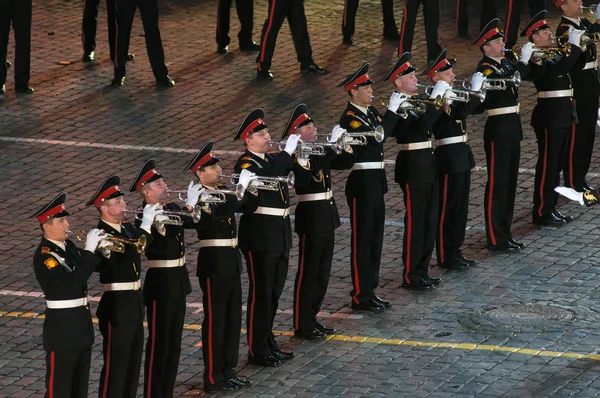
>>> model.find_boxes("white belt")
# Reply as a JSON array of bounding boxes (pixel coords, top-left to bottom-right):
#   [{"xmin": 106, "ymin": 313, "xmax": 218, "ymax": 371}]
[
  {"xmin": 538, "ymin": 89, "xmax": 573, "ymax": 98},
  {"xmin": 148, "ymin": 256, "xmax": 186, "ymax": 268},
  {"xmin": 437, "ymin": 135, "xmax": 468, "ymax": 146},
  {"xmin": 298, "ymin": 191, "xmax": 333, "ymax": 202},
  {"xmin": 103, "ymin": 281, "xmax": 141, "ymax": 291},
  {"xmin": 352, "ymin": 162, "xmax": 385, "ymax": 170},
  {"xmin": 199, "ymin": 238, "xmax": 238, "ymax": 248},
  {"xmin": 487, "ymin": 104, "xmax": 520, "ymax": 116},
  {"xmin": 399, "ymin": 141, "xmax": 432, "ymax": 151},
  {"xmin": 46, "ymin": 297, "xmax": 88, "ymax": 309},
  {"xmin": 583, "ymin": 61, "xmax": 598, "ymax": 70},
  {"xmin": 254, "ymin": 206, "xmax": 290, "ymax": 217}
]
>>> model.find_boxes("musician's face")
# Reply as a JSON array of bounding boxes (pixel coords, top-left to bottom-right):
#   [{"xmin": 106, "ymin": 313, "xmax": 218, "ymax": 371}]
[
  {"xmin": 247, "ymin": 129, "xmax": 271, "ymax": 154},
  {"xmin": 434, "ymin": 68, "xmax": 455, "ymax": 85},
  {"xmin": 100, "ymin": 196, "xmax": 126, "ymax": 222},
  {"xmin": 295, "ymin": 123, "xmax": 317, "ymax": 142},
  {"xmin": 197, "ymin": 164, "xmax": 222, "ymax": 186},
  {"xmin": 394, "ymin": 72, "xmax": 417, "ymax": 94},
  {"xmin": 561, "ymin": 0, "xmax": 583, "ymax": 17},
  {"xmin": 351, "ymin": 85, "xmax": 373, "ymax": 106},
  {"xmin": 44, "ymin": 216, "xmax": 69, "ymax": 241},
  {"xmin": 143, "ymin": 178, "xmax": 168, "ymax": 205},
  {"xmin": 483, "ymin": 37, "xmax": 505, "ymax": 58},
  {"xmin": 532, "ymin": 28, "xmax": 553, "ymax": 47}
]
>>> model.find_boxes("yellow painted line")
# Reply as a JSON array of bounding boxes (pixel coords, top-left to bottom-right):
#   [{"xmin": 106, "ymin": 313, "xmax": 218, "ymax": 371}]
[{"xmin": 1, "ymin": 311, "xmax": 597, "ymax": 361}]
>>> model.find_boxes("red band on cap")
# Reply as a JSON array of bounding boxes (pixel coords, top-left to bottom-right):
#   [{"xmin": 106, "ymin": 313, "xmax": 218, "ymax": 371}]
[
  {"xmin": 287, "ymin": 113, "xmax": 310, "ymax": 136},
  {"xmin": 554, "ymin": 0, "xmax": 565, "ymax": 6},
  {"xmin": 37, "ymin": 204, "xmax": 66, "ymax": 224},
  {"xmin": 477, "ymin": 27, "xmax": 501, "ymax": 47},
  {"xmin": 425, "ymin": 60, "xmax": 450, "ymax": 78},
  {"xmin": 241, "ymin": 118, "xmax": 265, "ymax": 141},
  {"xmin": 388, "ymin": 63, "xmax": 412, "ymax": 82},
  {"xmin": 135, "ymin": 169, "xmax": 158, "ymax": 191},
  {"xmin": 94, "ymin": 185, "xmax": 120, "ymax": 208},
  {"xmin": 191, "ymin": 152, "xmax": 215, "ymax": 173},
  {"xmin": 526, "ymin": 20, "xmax": 548, "ymax": 37},
  {"xmin": 344, "ymin": 74, "xmax": 371, "ymax": 91}
]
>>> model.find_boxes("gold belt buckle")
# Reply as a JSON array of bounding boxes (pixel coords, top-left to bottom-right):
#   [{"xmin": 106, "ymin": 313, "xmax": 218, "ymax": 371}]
[{"xmin": 230, "ymin": 239, "xmax": 236, "ymax": 248}]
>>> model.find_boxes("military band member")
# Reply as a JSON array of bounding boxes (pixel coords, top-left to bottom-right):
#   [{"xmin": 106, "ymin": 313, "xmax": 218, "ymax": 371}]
[
  {"xmin": 0, "ymin": 0, "xmax": 34, "ymax": 94},
  {"xmin": 233, "ymin": 109, "xmax": 310, "ymax": 366},
  {"xmin": 523, "ymin": 11, "xmax": 584, "ymax": 225},
  {"xmin": 129, "ymin": 159, "xmax": 203, "ymax": 398},
  {"xmin": 383, "ymin": 53, "xmax": 446, "ymax": 289},
  {"xmin": 337, "ymin": 63, "xmax": 400, "ymax": 309},
  {"xmin": 341, "ymin": 0, "xmax": 399, "ymax": 44},
  {"xmin": 86, "ymin": 176, "xmax": 161, "ymax": 398},
  {"xmin": 554, "ymin": 0, "xmax": 600, "ymax": 192},
  {"xmin": 184, "ymin": 142, "xmax": 258, "ymax": 392},
  {"xmin": 282, "ymin": 104, "xmax": 354, "ymax": 339},
  {"xmin": 475, "ymin": 19, "xmax": 533, "ymax": 252},
  {"xmin": 32, "ymin": 193, "xmax": 105, "ymax": 398},
  {"xmin": 398, "ymin": 0, "xmax": 442, "ymax": 62},
  {"xmin": 423, "ymin": 50, "xmax": 484, "ymax": 270}
]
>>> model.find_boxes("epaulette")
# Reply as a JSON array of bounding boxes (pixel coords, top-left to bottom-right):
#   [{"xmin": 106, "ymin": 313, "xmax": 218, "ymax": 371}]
[
  {"xmin": 41, "ymin": 247, "xmax": 51, "ymax": 254},
  {"xmin": 241, "ymin": 156, "xmax": 252, "ymax": 160},
  {"xmin": 347, "ymin": 110, "xmax": 355, "ymax": 116}
]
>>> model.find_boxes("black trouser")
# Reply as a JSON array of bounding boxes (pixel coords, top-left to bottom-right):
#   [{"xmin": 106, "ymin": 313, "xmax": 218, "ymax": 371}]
[
  {"xmin": 564, "ymin": 97, "xmax": 599, "ymax": 191},
  {"xmin": 503, "ymin": 0, "xmax": 545, "ymax": 49},
  {"xmin": 347, "ymin": 195, "xmax": 385, "ymax": 303},
  {"xmin": 44, "ymin": 348, "xmax": 91, "ymax": 398},
  {"xmin": 216, "ymin": 0, "xmax": 254, "ymax": 46},
  {"xmin": 82, "ymin": 0, "xmax": 116, "ymax": 59},
  {"xmin": 484, "ymin": 140, "xmax": 520, "ymax": 247},
  {"xmin": 198, "ymin": 273, "xmax": 242, "ymax": 387},
  {"xmin": 144, "ymin": 296, "xmax": 186, "ymax": 398},
  {"xmin": 0, "ymin": 0, "xmax": 31, "ymax": 87},
  {"xmin": 98, "ymin": 318, "xmax": 144, "ymax": 398},
  {"xmin": 293, "ymin": 231, "xmax": 334, "ymax": 333},
  {"xmin": 456, "ymin": 0, "xmax": 468, "ymax": 35},
  {"xmin": 398, "ymin": 0, "xmax": 441, "ymax": 60},
  {"xmin": 480, "ymin": 0, "xmax": 497, "ymax": 31},
  {"xmin": 342, "ymin": 0, "xmax": 396, "ymax": 36},
  {"xmin": 400, "ymin": 182, "xmax": 438, "ymax": 284},
  {"xmin": 256, "ymin": 0, "xmax": 313, "ymax": 71},
  {"xmin": 436, "ymin": 170, "xmax": 470, "ymax": 265},
  {"xmin": 113, "ymin": 0, "xmax": 168, "ymax": 80},
  {"xmin": 533, "ymin": 125, "xmax": 570, "ymax": 218},
  {"xmin": 243, "ymin": 250, "xmax": 289, "ymax": 358}
]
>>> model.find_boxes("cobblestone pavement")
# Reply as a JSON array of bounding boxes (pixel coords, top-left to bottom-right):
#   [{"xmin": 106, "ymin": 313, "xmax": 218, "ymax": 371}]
[{"xmin": 1, "ymin": 0, "xmax": 600, "ymax": 396}]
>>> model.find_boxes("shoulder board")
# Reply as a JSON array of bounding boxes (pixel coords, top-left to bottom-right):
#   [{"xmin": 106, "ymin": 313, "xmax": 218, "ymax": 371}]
[
  {"xmin": 239, "ymin": 157, "xmax": 263, "ymax": 169},
  {"xmin": 241, "ymin": 156, "xmax": 252, "ymax": 160},
  {"xmin": 41, "ymin": 246, "xmax": 51, "ymax": 254},
  {"xmin": 347, "ymin": 110, "xmax": 355, "ymax": 116},
  {"xmin": 44, "ymin": 257, "xmax": 58, "ymax": 270},
  {"xmin": 216, "ymin": 183, "xmax": 227, "ymax": 189},
  {"xmin": 559, "ymin": 23, "xmax": 569, "ymax": 27}
]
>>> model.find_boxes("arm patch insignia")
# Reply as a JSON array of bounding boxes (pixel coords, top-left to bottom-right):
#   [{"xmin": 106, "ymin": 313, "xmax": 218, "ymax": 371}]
[
  {"xmin": 241, "ymin": 163, "xmax": 252, "ymax": 169},
  {"xmin": 44, "ymin": 258, "xmax": 58, "ymax": 270},
  {"xmin": 350, "ymin": 120, "xmax": 362, "ymax": 129},
  {"xmin": 483, "ymin": 68, "xmax": 494, "ymax": 76}
]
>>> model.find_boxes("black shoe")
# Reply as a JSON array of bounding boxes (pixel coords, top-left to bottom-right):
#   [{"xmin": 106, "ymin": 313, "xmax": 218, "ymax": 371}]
[
  {"xmin": 300, "ymin": 63, "xmax": 329, "ymax": 75},
  {"xmin": 294, "ymin": 328, "xmax": 327, "ymax": 340},
  {"xmin": 508, "ymin": 238, "xmax": 525, "ymax": 249},
  {"xmin": 0, "ymin": 84, "xmax": 5, "ymax": 95},
  {"xmin": 438, "ymin": 257, "xmax": 468, "ymax": 270},
  {"xmin": 256, "ymin": 69, "xmax": 274, "ymax": 80},
  {"xmin": 372, "ymin": 295, "xmax": 392, "ymax": 309},
  {"xmin": 5, "ymin": 61, "xmax": 11, "ymax": 68},
  {"xmin": 204, "ymin": 379, "xmax": 240, "ymax": 392},
  {"xmin": 351, "ymin": 299, "xmax": 386, "ymax": 311},
  {"xmin": 156, "ymin": 76, "xmax": 175, "ymax": 88},
  {"xmin": 315, "ymin": 322, "xmax": 336, "ymax": 335},
  {"xmin": 240, "ymin": 41, "xmax": 260, "ymax": 51},
  {"xmin": 402, "ymin": 278, "xmax": 435, "ymax": 290},
  {"xmin": 248, "ymin": 354, "xmax": 281, "ymax": 367},
  {"xmin": 582, "ymin": 181, "xmax": 594, "ymax": 191},
  {"xmin": 457, "ymin": 251, "xmax": 477, "ymax": 266},
  {"xmin": 217, "ymin": 44, "xmax": 229, "ymax": 54},
  {"xmin": 272, "ymin": 349, "xmax": 295, "ymax": 361},
  {"xmin": 15, "ymin": 85, "xmax": 34, "ymax": 93},
  {"xmin": 533, "ymin": 212, "xmax": 566, "ymax": 226},
  {"xmin": 424, "ymin": 276, "xmax": 442, "ymax": 286},
  {"xmin": 229, "ymin": 376, "xmax": 252, "ymax": 388},
  {"xmin": 82, "ymin": 51, "xmax": 95, "ymax": 63},
  {"xmin": 553, "ymin": 209, "xmax": 574, "ymax": 223},
  {"xmin": 127, "ymin": 53, "xmax": 135, "ymax": 61},
  {"xmin": 111, "ymin": 76, "xmax": 125, "ymax": 87},
  {"xmin": 488, "ymin": 241, "xmax": 522, "ymax": 252},
  {"xmin": 342, "ymin": 33, "xmax": 353, "ymax": 44},
  {"xmin": 383, "ymin": 30, "xmax": 401, "ymax": 40}
]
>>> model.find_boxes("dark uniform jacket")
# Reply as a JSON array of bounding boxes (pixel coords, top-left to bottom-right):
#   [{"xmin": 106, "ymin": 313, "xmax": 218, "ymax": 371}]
[
  {"xmin": 136, "ymin": 202, "xmax": 194, "ymax": 302},
  {"xmin": 194, "ymin": 185, "xmax": 259, "ymax": 277},
  {"xmin": 388, "ymin": 103, "xmax": 445, "ymax": 184},
  {"xmin": 234, "ymin": 150, "xmax": 311, "ymax": 253},
  {"xmin": 33, "ymin": 238, "xmax": 99, "ymax": 351},
  {"xmin": 556, "ymin": 17, "xmax": 600, "ymax": 99},
  {"xmin": 433, "ymin": 98, "xmax": 482, "ymax": 174},
  {"xmin": 339, "ymin": 102, "xmax": 397, "ymax": 198},
  {"xmin": 529, "ymin": 45, "xmax": 584, "ymax": 130},
  {"xmin": 294, "ymin": 148, "xmax": 355, "ymax": 234},
  {"xmin": 95, "ymin": 220, "xmax": 151, "ymax": 323},
  {"xmin": 477, "ymin": 56, "xmax": 530, "ymax": 142}
]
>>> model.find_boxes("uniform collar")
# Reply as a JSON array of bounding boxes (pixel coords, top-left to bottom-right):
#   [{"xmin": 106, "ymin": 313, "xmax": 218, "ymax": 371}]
[
  {"xmin": 249, "ymin": 149, "xmax": 265, "ymax": 160},
  {"xmin": 100, "ymin": 219, "xmax": 122, "ymax": 233},
  {"xmin": 46, "ymin": 238, "xmax": 66, "ymax": 251},
  {"xmin": 350, "ymin": 101, "xmax": 369, "ymax": 116}
]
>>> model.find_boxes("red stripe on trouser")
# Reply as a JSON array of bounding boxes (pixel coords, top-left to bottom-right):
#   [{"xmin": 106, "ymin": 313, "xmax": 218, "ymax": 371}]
[
  {"xmin": 404, "ymin": 184, "xmax": 412, "ymax": 284},
  {"xmin": 294, "ymin": 234, "xmax": 306, "ymax": 329},
  {"xmin": 504, "ymin": 0, "xmax": 514, "ymax": 44},
  {"xmin": 351, "ymin": 198, "xmax": 361, "ymax": 303},
  {"xmin": 399, "ymin": 1, "xmax": 408, "ymax": 56},
  {"xmin": 538, "ymin": 129, "xmax": 549, "ymax": 216},
  {"xmin": 258, "ymin": 0, "xmax": 277, "ymax": 69},
  {"xmin": 247, "ymin": 252, "xmax": 256, "ymax": 356},
  {"xmin": 146, "ymin": 301, "xmax": 157, "ymax": 398},
  {"xmin": 487, "ymin": 143, "xmax": 497, "ymax": 245},
  {"xmin": 568, "ymin": 118, "xmax": 576, "ymax": 189},
  {"xmin": 343, "ymin": 0, "xmax": 349, "ymax": 28},
  {"xmin": 101, "ymin": 322, "xmax": 112, "ymax": 398},
  {"xmin": 207, "ymin": 278, "xmax": 214, "ymax": 384},
  {"xmin": 439, "ymin": 174, "xmax": 449, "ymax": 264},
  {"xmin": 49, "ymin": 351, "xmax": 55, "ymax": 398}
]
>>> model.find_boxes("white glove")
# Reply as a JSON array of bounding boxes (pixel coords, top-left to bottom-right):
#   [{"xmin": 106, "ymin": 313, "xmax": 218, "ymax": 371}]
[
  {"xmin": 85, "ymin": 228, "xmax": 107, "ymax": 252},
  {"xmin": 554, "ymin": 186, "xmax": 585, "ymax": 205},
  {"xmin": 519, "ymin": 42, "xmax": 535, "ymax": 63},
  {"xmin": 387, "ymin": 91, "xmax": 406, "ymax": 113},
  {"xmin": 470, "ymin": 72, "xmax": 486, "ymax": 92},
  {"xmin": 98, "ymin": 240, "xmax": 112, "ymax": 257},
  {"xmin": 238, "ymin": 169, "xmax": 256, "ymax": 190},
  {"xmin": 568, "ymin": 26, "xmax": 585, "ymax": 48},
  {"xmin": 429, "ymin": 80, "xmax": 451, "ymax": 100},
  {"xmin": 329, "ymin": 125, "xmax": 346, "ymax": 143},
  {"xmin": 284, "ymin": 134, "xmax": 301, "ymax": 156},
  {"xmin": 186, "ymin": 181, "xmax": 204, "ymax": 207},
  {"xmin": 140, "ymin": 203, "xmax": 163, "ymax": 230}
]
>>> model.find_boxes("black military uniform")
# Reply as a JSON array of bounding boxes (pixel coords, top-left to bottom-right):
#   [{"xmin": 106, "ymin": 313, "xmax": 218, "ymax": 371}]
[
  {"xmin": 337, "ymin": 63, "xmax": 397, "ymax": 309},
  {"xmin": 86, "ymin": 176, "xmax": 150, "ymax": 398},
  {"xmin": 341, "ymin": 0, "xmax": 398, "ymax": 44},
  {"xmin": 423, "ymin": 50, "xmax": 481, "ymax": 270},
  {"xmin": 233, "ymin": 109, "xmax": 310, "ymax": 366},
  {"xmin": 475, "ymin": 19, "xmax": 530, "ymax": 251},
  {"xmin": 384, "ymin": 53, "xmax": 445, "ymax": 289},
  {"xmin": 555, "ymin": 2, "xmax": 600, "ymax": 192},
  {"xmin": 398, "ymin": 0, "xmax": 442, "ymax": 61},
  {"xmin": 32, "ymin": 193, "xmax": 99, "ymax": 398},
  {"xmin": 184, "ymin": 142, "xmax": 258, "ymax": 392},
  {"xmin": 0, "ymin": 0, "xmax": 33, "ymax": 94},
  {"xmin": 216, "ymin": 0, "xmax": 258, "ymax": 53},
  {"xmin": 282, "ymin": 104, "xmax": 354, "ymax": 339},
  {"xmin": 81, "ymin": 0, "xmax": 116, "ymax": 62},
  {"xmin": 129, "ymin": 159, "xmax": 194, "ymax": 398}
]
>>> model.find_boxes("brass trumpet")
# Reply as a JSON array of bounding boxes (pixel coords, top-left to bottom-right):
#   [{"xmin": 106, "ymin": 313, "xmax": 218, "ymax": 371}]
[
  {"xmin": 123, "ymin": 205, "xmax": 202, "ymax": 228},
  {"xmin": 269, "ymin": 139, "xmax": 343, "ymax": 156},
  {"xmin": 512, "ymin": 44, "xmax": 571, "ymax": 61},
  {"xmin": 558, "ymin": 31, "xmax": 600, "ymax": 46},
  {"xmin": 167, "ymin": 185, "xmax": 245, "ymax": 202},
  {"xmin": 581, "ymin": 5, "xmax": 598, "ymax": 17},
  {"xmin": 67, "ymin": 230, "xmax": 147, "ymax": 254},
  {"xmin": 485, "ymin": 71, "xmax": 521, "ymax": 90},
  {"xmin": 226, "ymin": 171, "xmax": 295, "ymax": 191},
  {"xmin": 319, "ymin": 125, "xmax": 385, "ymax": 146},
  {"xmin": 375, "ymin": 94, "xmax": 443, "ymax": 112}
]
